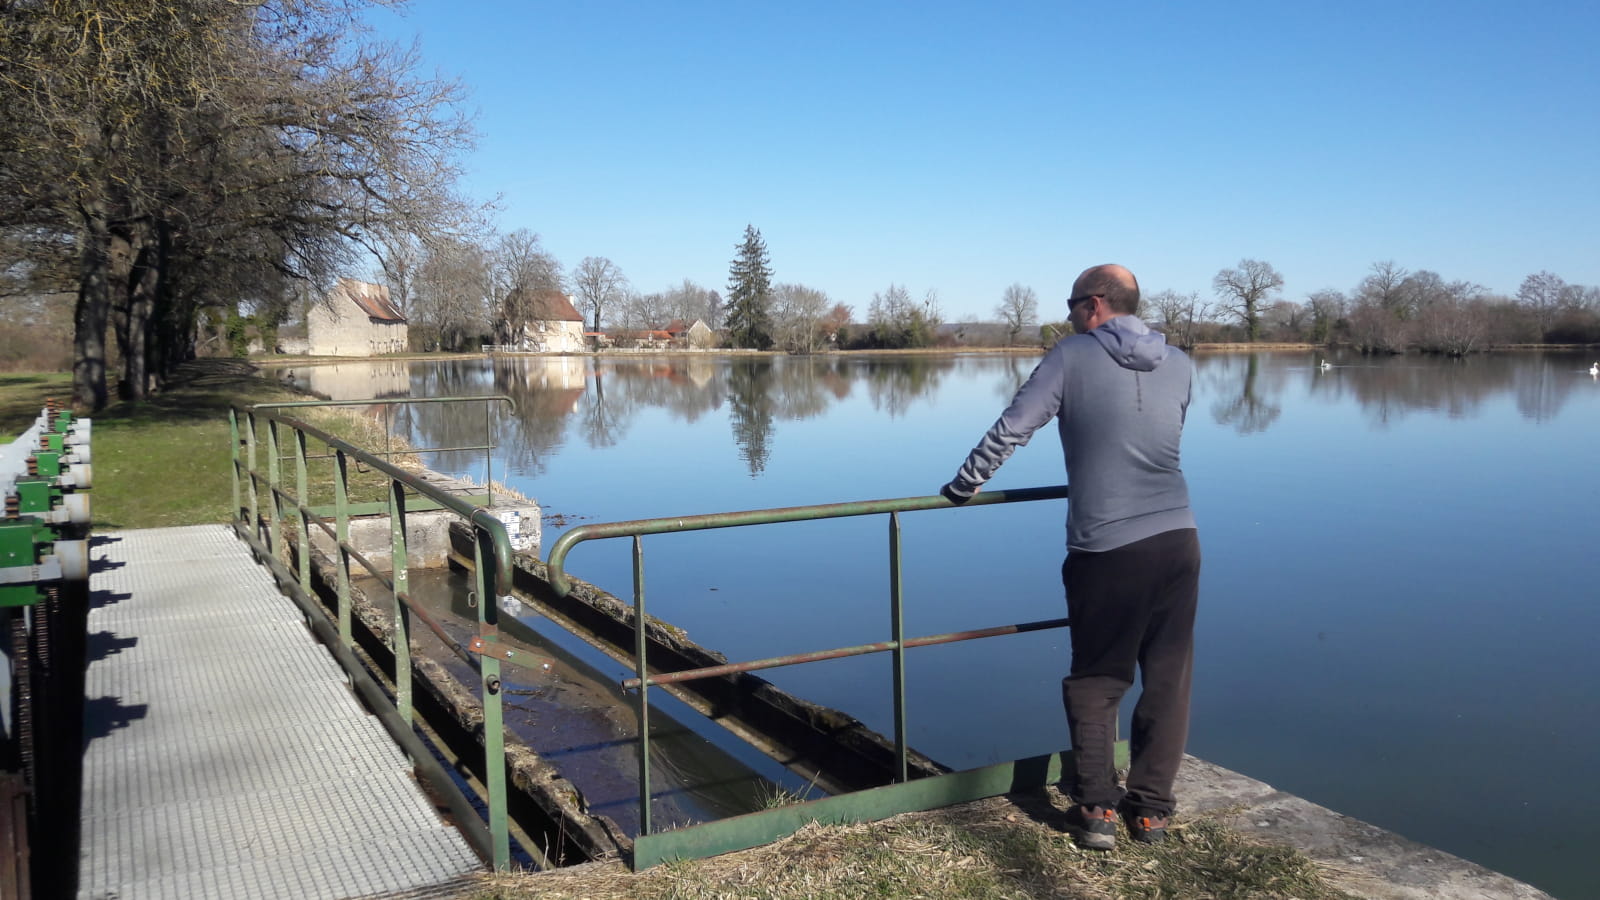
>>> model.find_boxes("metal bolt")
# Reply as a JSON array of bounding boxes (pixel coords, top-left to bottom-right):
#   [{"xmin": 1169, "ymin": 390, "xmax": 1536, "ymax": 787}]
[{"xmin": 485, "ymin": 675, "xmax": 501, "ymax": 695}]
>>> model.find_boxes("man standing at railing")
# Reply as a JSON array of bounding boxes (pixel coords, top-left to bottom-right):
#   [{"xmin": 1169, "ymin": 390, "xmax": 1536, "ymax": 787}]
[{"xmin": 940, "ymin": 263, "xmax": 1199, "ymax": 851}]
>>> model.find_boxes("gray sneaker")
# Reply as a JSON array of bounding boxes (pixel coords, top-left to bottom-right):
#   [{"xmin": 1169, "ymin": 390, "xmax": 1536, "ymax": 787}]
[
  {"xmin": 1122, "ymin": 808, "xmax": 1170, "ymax": 844},
  {"xmin": 1064, "ymin": 804, "xmax": 1117, "ymax": 850}
]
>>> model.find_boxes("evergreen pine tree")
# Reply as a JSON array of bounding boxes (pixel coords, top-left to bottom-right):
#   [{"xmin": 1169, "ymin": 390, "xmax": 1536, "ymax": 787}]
[{"xmin": 726, "ymin": 225, "xmax": 774, "ymax": 349}]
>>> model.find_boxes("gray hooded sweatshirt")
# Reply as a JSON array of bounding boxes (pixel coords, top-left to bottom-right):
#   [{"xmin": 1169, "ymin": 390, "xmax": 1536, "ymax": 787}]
[{"xmin": 945, "ymin": 314, "xmax": 1194, "ymax": 552}]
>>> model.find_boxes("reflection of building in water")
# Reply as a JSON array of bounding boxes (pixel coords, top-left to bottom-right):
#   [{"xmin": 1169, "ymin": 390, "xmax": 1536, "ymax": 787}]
[
  {"xmin": 685, "ymin": 356, "xmax": 715, "ymax": 387},
  {"xmin": 523, "ymin": 356, "xmax": 588, "ymax": 392},
  {"xmin": 281, "ymin": 361, "xmax": 412, "ymax": 400},
  {"xmin": 493, "ymin": 356, "xmax": 587, "ymax": 419}
]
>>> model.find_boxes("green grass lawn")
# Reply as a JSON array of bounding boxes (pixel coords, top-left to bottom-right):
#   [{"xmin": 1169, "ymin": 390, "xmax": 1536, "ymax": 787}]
[
  {"xmin": 0, "ymin": 372, "xmax": 72, "ymax": 435},
  {"xmin": 5, "ymin": 361, "xmax": 312, "ymax": 529}
]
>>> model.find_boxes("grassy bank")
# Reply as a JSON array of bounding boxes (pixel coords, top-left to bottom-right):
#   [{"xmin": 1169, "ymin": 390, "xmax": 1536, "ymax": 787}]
[
  {"xmin": 470, "ymin": 796, "xmax": 1357, "ymax": 900},
  {"xmin": 1, "ymin": 361, "xmax": 408, "ymax": 529}
]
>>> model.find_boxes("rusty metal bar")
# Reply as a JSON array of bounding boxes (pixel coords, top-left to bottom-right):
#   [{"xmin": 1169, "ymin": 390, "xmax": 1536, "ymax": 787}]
[
  {"xmin": 546, "ymin": 484, "xmax": 1069, "ymax": 597},
  {"xmin": 633, "ymin": 536, "xmax": 651, "ymax": 836},
  {"xmin": 254, "ymin": 396, "xmax": 516, "ymax": 412},
  {"xmin": 281, "ymin": 443, "xmax": 495, "ymax": 462},
  {"xmin": 888, "ymin": 511, "xmax": 907, "ymax": 783},
  {"xmin": 621, "ymin": 617, "xmax": 1071, "ymax": 691}
]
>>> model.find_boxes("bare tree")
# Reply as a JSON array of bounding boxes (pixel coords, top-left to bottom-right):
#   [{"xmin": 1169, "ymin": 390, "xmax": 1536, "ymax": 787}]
[
  {"xmin": 660, "ymin": 278, "xmax": 716, "ymax": 326},
  {"xmin": 995, "ymin": 283, "xmax": 1039, "ymax": 346},
  {"xmin": 1306, "ymin": 289, "xmax": 1345, "ymax": 345},
  {"xmin": 1212, "ymin": 260, "xmax": 1284, "ymax": 342},
  {"xmin": 1415, "ymin": 283, "xmax": 1492, "ymax": 356},
  {"xmin": 413, "ymin": 238, "xmax": 492, "ymax": 350},
  {"xmin": 1354, "ymin": 261, "xmax": 1411, "ymax": 318},
  {"xmin": 1517, "ymin": 271, "xmax": 1567, "ymax": 339},
  {"xmin": 570, "ymin": 256, "xmax": 627, "ymax": 332},
  {"xmin": 1147, "ymin": 289, "xmax": 1209, "ymax": 349},
  {"xmin": 613, "ymin": 289, "xmax": 668, "ymax": 334},
  {"xmin": 771, "ymin": 283, "xmax": 831, "ymax": 354},
  {"xmin": 492, "ymin": 229, "xmax": 564, "ymax": 301}
]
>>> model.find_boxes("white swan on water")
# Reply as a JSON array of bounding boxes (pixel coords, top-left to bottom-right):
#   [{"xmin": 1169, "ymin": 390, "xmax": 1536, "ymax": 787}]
[
  {"xmin": 1590, "ymin": 362, "xmax": 1598, "ymax": 376},
  {"xmin": 1319, "ymin": 359, "xmax": 1332, "ymax": 370}
]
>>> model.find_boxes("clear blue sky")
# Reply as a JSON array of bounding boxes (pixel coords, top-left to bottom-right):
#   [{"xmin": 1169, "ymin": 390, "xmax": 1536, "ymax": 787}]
[{"xmin": 365, "ymin": 1, "xmax": 1599, "ymax": 322}]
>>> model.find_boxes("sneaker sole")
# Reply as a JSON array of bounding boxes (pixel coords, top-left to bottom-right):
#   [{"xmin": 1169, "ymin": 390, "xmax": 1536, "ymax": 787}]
[
  {"xmin": 1077, "ymin": 833, "xmax": 1115, "ymax": 850},
  {"xmin": 1069, "ymin": 827, "xmax": 1116, "ymax": 850}
]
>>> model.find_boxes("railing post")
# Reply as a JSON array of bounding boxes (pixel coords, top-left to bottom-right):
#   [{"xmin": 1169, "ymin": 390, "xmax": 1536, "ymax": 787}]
[
  {"xmin": 266, "ymin": 418, "xmax": 282, "ymax": 559},
  {"xmin": 245, "ymin": 410, "xmax": 260, "ymax": 541},
  {"xmin": 889, "ymin": 511, "xmax": 908, "ymax": 783},
  {"xmin": 390, "ymin": 479, "xmax": 412, "ymax": 725},
  {"xmin": 484, "ymin": 399, "xmax": 494, "ymax": 508},
  {"xmin": 473, "ymin": 527, "xmax": 509, "ymax": 869},
  {"xmin": 334, "ymin": 448, "xmax": 352, "ymax": 649},
  {"xmin": 633, "ymin": 535, "xmax": 651, "ymax": 835},
  {"xmin": 229, "ymin": 408, "xmax": 241, "ymax": 524},
  {"xmin": 294, "ymin": 430, "xmax": 311, "ymax": 593}
]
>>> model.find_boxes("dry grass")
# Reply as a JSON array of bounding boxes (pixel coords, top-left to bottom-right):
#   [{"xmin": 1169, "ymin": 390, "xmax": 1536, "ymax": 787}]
[{"xmin": 466, "ymin": 795, "xmax": 1358, "ymax": 900}]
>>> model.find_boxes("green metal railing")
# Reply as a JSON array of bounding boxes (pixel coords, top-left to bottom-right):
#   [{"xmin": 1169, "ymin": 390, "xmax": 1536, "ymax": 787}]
[
  {"xmin": 252, "ymin": 396, "xmax": 514, "ymax": 507},
  {"xmin": 545, "ymin": 484, "xmax": 1094, "ymax": 866},
  {"xmin": 228, "ymin": 399, "xmax": 523, "ymax": 870}
]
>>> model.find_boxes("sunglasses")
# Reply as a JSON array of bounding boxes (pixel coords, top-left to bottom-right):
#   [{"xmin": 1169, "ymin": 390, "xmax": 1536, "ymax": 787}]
[{"xmin": 1067, "ymin": 293, "xmax": 1101, "ymax": 311}]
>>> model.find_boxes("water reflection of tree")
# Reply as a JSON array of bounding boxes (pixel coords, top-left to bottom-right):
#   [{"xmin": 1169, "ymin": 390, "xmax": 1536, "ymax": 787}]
[
  {"xmin": 862, "ymin": 355, "xmax": 953, "ymax": 417},
  {"xmin": 580, "ymin": 368, "xmax": 630, "ymax": 449},
  {"xmin": 1209, "ymin": 354, "xmax": 1283, "ymax": 434},
  {"xmin": 487, "ymin": 359, "xmax": 581, "ymax": 475},
  {"xmin": 401, "ymin": 360, "xmax": 518, "ymax": 477},
  {"xmin": 727, "ymin": 360, "xmax": 774, "ymax": 475},
  {"xmin": 994, "ymin": 354, "xmax": 1033, "ymax": 403},
  {"xmin": 769, "ymin": 356, "xmax": 847, "ymax": 420},
  {"xmin": 1306, "ymin": 355, "xmax": 1579, "ymax": 427}
]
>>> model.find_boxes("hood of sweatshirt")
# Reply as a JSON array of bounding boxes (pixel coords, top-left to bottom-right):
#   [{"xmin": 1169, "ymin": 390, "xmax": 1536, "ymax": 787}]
[{"xmin": 1089, "ymin": 314, "xmax": 1170, "ymax": 372}]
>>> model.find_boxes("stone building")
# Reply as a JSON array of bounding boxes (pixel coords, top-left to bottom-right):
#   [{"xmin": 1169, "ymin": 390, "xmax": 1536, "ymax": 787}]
[
  {"xmin": 497, "ymin": 288, "xmax": 586, "ymax": 353},
  {"xmin": 306, "ymin": 279, "xmax": 408, "ymax": 356},
  {"xmin": 665, "ymin": 319, "xmax": 716, "ymax": 349}
]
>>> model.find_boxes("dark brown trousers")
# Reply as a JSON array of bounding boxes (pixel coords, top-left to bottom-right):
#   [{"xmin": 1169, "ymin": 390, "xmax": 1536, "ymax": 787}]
[{"xmin": 1060, "ymin": 527, "xmax": 1200, "ymax": 816}]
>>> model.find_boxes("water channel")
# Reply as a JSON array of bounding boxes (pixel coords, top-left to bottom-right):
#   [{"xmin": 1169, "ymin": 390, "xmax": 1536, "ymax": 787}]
[{"xmin": 282, "ymin": 350, "xmax": 1600, "ymax": 898}]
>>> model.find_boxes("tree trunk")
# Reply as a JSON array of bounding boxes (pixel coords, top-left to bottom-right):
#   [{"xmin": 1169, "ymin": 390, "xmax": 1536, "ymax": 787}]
[
  {"xmin": 72, "ymin": 206, "xmax": 112, "ymax": 412},
  {"xmin": 119, "ymin": 221, "xmax": 167, "ymax": 401},
  {"xmin": 108, "ymin": 224, "xmax": 140, "ymax": 401}
]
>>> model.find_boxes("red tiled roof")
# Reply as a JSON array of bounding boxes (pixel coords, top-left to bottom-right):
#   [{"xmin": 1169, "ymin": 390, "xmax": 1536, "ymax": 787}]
[
  {"xmin": 336, "ymin": 278, "xmax": 405, "ymax": 322},
  {"xmin": 508, "ymin": 287, "xmax": 584, "ymax": 323}
]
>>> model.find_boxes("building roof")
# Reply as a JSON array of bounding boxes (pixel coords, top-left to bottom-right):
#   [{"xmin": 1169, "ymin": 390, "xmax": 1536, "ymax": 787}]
[
  {"xmin": 508, "ymin": 287, "xmax": 584, "ymax": 323},
  {"xmin": 335, "ymin": 278, "xmax": 405, "ymax": 322}
]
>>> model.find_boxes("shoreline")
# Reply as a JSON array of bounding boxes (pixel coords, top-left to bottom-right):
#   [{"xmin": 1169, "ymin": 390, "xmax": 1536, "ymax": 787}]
[{"xmin": 250, "ymin": 340, "xmax": 1600, "ymax": 368}]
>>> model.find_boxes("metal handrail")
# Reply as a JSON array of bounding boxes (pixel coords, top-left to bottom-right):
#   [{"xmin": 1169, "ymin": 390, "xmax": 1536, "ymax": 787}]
[
  {"xmin": 541, "ymin": 483, "xmax": 1070, "ymax": 838},
  {"xmin": 228, "ymin": 400, "xmax": 518, "ymax": 869},
  {"xmin": 254, "ymin": 396, "xmax": 515, "ymax": 506},
  {"xmin": 545, "ymin": 484, "xmax": 1070, "ymax": 596}
]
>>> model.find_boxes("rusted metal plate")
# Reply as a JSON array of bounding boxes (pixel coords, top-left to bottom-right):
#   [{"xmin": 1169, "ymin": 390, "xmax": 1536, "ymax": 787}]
[{"xmin": 633, "ymin": 743, "xmax": 1130, "ymax": 870}]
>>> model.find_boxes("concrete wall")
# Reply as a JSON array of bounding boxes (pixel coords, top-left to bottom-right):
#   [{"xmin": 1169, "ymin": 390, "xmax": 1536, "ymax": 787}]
[
  {"xmin": 519, "ymin": 319, "xmax": 585, "ymax": 353},
  {"xmin": 307, "ymin": 303, "xmax": 408, "ymax": 357},
  {"xmin": 307, "ymin": 500, "xmax": 540, "ymax": 574}
]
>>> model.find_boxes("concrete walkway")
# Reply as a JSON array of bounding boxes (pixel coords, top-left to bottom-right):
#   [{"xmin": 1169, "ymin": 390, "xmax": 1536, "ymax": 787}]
[
  {"xmin": 78, "ymin": 525, "xmax": 482, "ymax": 900},
  {"xmin": 1174, "ymin": 755, "xmax": 1554, "ymax": 899}
]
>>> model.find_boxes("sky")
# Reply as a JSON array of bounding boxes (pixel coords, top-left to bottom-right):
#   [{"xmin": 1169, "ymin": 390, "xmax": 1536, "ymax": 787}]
[{"xmin": 363, "ymin": 1, "xmax": 1599, "ymax": 323}]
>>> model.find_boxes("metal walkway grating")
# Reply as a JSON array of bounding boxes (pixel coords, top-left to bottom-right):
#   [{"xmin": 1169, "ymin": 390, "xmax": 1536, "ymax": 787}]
[{"xmin": 79, "ymin": 524, "xmax": 482, "ymax": 900}]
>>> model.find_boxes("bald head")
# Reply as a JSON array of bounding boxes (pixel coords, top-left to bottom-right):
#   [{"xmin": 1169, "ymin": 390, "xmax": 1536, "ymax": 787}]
[{"xmin": 1072, "ymin": 264, "xmax": 1140, "ymax": 315}]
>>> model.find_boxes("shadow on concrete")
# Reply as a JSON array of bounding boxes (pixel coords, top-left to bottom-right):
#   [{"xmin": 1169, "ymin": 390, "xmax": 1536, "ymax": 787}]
[{"xmin": 81, "ymin": 695, "xmax": 149, "ymax": 749}]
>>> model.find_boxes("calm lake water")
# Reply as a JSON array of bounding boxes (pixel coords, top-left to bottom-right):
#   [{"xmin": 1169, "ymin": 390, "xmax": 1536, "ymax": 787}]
[{"xmin": 286, "ymin": 350, "xmax": 1599, "ymax": 898}]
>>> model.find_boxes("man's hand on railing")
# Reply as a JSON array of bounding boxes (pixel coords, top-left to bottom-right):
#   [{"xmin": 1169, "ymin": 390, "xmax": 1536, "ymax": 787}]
[{"xmin": 940, "ymin": 482, "xmax": 978, "ymax": 505}]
